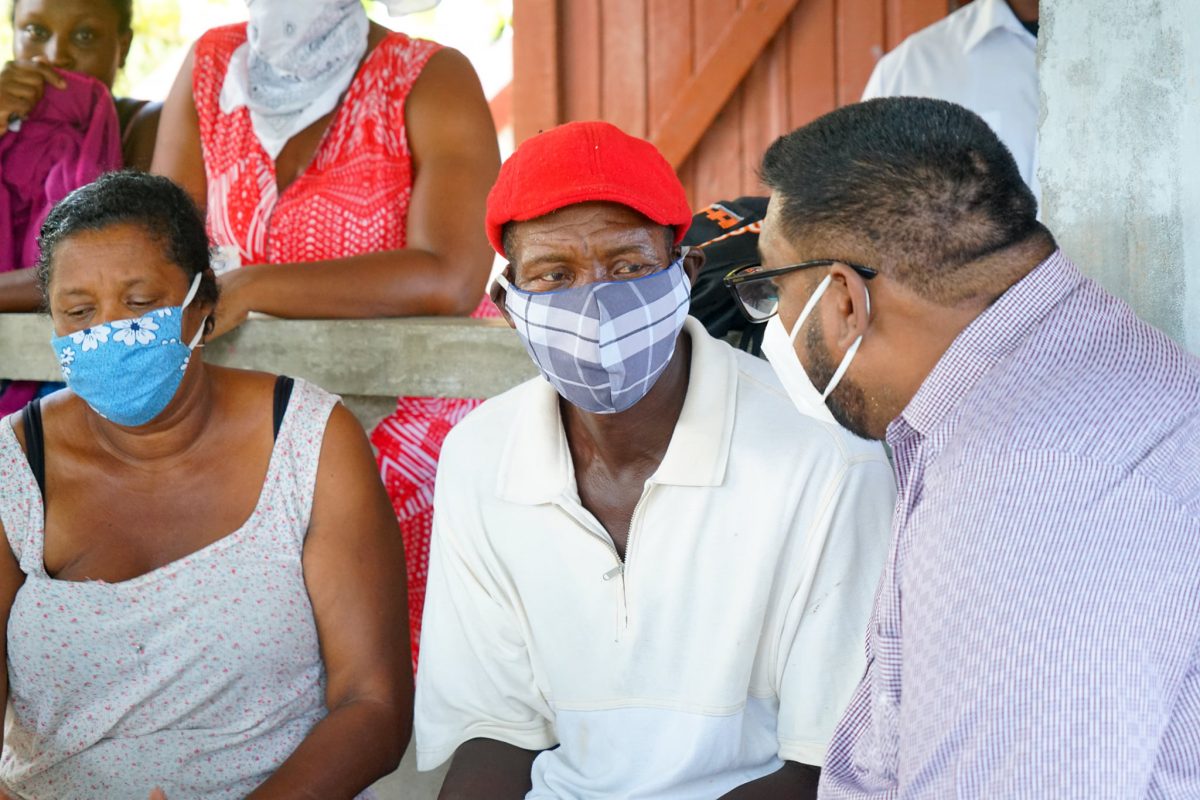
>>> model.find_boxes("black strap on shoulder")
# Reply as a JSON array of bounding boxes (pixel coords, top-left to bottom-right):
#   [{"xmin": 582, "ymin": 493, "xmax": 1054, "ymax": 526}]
[
  {"xmin": 272, "ymin": 375, "xmax": 295, "ymax": 441},
  {"xmin": 19, "ymin": 381, "xmax": 293, "ymax": 499},
  {"xmin": 22, "ymin": 398, "xmax": 46, "ymax": 499}
]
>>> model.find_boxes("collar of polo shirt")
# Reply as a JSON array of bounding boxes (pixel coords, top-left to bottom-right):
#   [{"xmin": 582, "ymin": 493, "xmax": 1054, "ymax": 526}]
[
  {"xmin": 893, "ymin": 251, "xmax": 1078, "ymax": 440},
  {"xmin": 496, "ymin": 317, "xmax": 736, "ymax": 504},
  {"xmin": 962, "ymin": 0, "xmax": 1036, "ymax": 52}
]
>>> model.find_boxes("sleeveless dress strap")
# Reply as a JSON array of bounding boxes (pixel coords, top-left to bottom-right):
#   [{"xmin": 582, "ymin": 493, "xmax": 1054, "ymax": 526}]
[
  {"xmin": 22, "ymin": 398, "xmax": 45, "ymax": 498},
  {"xmin": 268, "ymin": 378, "xmax": 340, "ymax": 547},
  {"xmin": 16, "ymin": 381, "xmax": 290, "ymax": 502},
  {"xmin": 273, "ymin": 375, "xmax": 295, "ymax": 441}
]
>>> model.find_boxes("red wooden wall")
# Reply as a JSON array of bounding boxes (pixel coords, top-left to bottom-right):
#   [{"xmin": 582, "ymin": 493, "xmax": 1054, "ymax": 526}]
[{"xmin": 512, "ymin": 0, "xmax": 954, "ymax": 207}]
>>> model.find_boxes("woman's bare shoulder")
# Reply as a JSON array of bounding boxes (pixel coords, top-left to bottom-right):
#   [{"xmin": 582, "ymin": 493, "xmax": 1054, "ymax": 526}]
[{"xmin": 119, "ymin": 99, "xmax": 162, "ymax": 171}]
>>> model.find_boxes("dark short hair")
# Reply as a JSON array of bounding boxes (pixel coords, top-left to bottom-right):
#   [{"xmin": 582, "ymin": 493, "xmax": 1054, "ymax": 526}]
[
  {"xmin": 109, "ymin": 0, "xmax": 134, "ymax": 31},
  {"xmin": 761, "ymin": 97, "xmax": 1048, "ymax": 304},
  {"xmin": 37, "ymin": 172, "xmax": 218, "ymax": 326},
  {"xmin": 10, "ymin": 0, "xmax": 133, "ymax": 32}
]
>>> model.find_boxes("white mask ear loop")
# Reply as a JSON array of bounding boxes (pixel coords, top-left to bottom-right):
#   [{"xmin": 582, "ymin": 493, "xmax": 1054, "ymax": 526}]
[
  {"xmin": 786, "ymin": 275, "xmax": 832, "ymax": 344},
  {"xmin": 181, "ymin": 272, "xmax": 207, "ymax": 350},
  {"xmin": 820, "ymin": 285, "xmax": 870, "ymax": 400},
  {"xmin": 181, "ymin": 272, "xmax": 203, "ymax": 309}
]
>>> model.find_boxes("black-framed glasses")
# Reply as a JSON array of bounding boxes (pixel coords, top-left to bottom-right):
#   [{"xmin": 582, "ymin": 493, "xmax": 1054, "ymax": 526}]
[{"xmin": 723, "ymin": 260, "xmax": 878, "ymax": 322}]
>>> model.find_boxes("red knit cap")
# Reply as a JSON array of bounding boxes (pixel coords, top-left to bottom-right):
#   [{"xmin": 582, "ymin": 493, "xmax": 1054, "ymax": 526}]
[{"xmin": 486, "ymin": 121, "xmax": 693, "ymax": 255}]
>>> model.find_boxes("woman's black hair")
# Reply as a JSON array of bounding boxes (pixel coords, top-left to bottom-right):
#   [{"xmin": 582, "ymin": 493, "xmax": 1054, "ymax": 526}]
[
  {"xmin": 10, "ymin": 0, "xmax": 133, "ymax": 33},
  {"xmin": 36, "ymin": 171, "xmax": 219, "ymax": 331},
  {"xmin": 108, "ymin": 0, "xmax": 134, "ymax": 31}
]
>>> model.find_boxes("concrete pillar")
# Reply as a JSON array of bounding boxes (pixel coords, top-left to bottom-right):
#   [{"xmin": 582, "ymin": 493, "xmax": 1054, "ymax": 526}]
[{"xmin": 1040, "ymin": 0, "xmax": 1200, "ymax": 355}]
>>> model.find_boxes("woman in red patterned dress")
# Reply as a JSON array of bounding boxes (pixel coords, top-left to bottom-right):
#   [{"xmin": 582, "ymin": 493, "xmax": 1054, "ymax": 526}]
[{"xmin": 151, "ymin": 0, "xmax": 500, "ymax": 668}]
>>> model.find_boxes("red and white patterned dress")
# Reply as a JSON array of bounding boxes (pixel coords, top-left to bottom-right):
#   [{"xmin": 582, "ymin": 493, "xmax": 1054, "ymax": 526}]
[{"xmin": 194, "ymin": 24, "xmax": 496, "ymax": 667}]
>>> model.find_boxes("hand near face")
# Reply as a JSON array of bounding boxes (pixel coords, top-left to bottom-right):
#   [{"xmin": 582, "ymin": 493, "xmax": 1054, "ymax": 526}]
[
  {"xmin": 0, "ymin": 59, "xmax": 66, "ymax": 134},
  {"xmin": 209, "ymin": 268, "xmax": 255, "ymax": 339}
]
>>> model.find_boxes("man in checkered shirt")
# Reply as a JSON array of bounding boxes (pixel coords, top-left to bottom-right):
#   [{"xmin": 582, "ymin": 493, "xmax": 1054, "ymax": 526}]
[{"xmin": 749, "ymin": 96, "xmax": 1200, "ymax": 797}]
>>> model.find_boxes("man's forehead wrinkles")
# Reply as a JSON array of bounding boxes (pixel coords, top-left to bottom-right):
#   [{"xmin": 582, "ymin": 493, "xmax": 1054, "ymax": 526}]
[
  {"xmin": 525, "ymin": 240, "xmax": 655, "ymax": 256},
  {"xmin": 520, "ymin": 230, "xmax": 661, "ymax": 258},
  {"xmin": 523, "ymin": 220, "xmax": 657, "ymax": 240}
]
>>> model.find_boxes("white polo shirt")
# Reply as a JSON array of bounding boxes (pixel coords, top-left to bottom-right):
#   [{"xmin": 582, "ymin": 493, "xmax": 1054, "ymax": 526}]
[
  {"xmin": 415, "ymin": 318, "xmax": 896, "ymax": 799},
  {"xmin": 862, "ymin": 0, "xmax": 1039, "ymax": 200}
]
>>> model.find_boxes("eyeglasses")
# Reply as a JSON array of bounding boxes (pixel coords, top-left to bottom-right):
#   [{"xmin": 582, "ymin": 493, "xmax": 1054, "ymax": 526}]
[{"xmin": 723, "ymin": 260, "xmax": 878, "ymax": 322}]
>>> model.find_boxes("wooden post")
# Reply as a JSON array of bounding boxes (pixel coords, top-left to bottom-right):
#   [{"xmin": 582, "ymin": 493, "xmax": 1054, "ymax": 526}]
[
  {"xmin": 648, "ymin": 0, "xmax": 799, "ymax": 169},
  {"xmin": 512, "ymin": 0, "xmax": 561, "ymax": 144}
]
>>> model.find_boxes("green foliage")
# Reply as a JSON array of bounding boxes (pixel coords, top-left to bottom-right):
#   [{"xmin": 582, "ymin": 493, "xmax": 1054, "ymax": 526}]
[
  {"xmin": 115, "ymin": 0, "xmax": 185, "ymax": 97},
  {"xmin": 2, "ymin": 0, "xmax": 234, "ymax": 98},
  {"xmin": 4, "ymin": 0, "xmax": 513, "ymax": 101}
]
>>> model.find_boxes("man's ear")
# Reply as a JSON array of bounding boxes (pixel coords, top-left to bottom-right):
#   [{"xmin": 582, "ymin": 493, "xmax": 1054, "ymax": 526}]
[
  {"xmin": 681, "ymin": 245, "xmax": 705, "ymax": 287},
  {"xmin": 826, "ymin": 263, "xmax": 871, "ymax": 350},
  {"xmin": 489, "ymin": 264, "xmax": 516, "ymax": 330}
]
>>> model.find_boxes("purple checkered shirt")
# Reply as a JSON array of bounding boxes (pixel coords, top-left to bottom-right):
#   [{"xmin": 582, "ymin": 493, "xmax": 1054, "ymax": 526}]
[{"xmin": 819, "ymin": 251, "xmax": 1200, "ymax": 799}]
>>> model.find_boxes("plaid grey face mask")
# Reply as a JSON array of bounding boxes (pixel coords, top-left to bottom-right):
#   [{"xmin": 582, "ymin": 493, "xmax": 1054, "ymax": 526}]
[{"xmin": 497, "ymin": 258, "xmax": 691, "ymax": 414}]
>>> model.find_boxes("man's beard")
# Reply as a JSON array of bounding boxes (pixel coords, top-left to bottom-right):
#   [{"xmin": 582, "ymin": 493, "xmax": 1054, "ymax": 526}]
[{"xmin": 804, "ymin": 314, "xmax": 877, "ymax": 440}]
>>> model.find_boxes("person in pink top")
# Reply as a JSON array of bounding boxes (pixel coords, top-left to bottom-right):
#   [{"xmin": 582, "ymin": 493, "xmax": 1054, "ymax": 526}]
[
  {"xmin": 152, "ymin": 0, "xmax": 501, "ymax": 667},
  {"xmin": 0, "ymin": 0, "xmax": 161, "ymax": 295},
  {"xmin": 0, "ymin": 0, "xmax": 162, "ymax": 416}
]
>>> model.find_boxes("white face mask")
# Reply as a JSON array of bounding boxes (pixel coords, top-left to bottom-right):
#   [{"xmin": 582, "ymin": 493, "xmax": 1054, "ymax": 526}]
[
  {"xmin": 761, "ymin": 274, "xmax": 869, "ymax": 424},
  {"xmin": 220, "ymin": 0, "xmax": 368, "ymax": 159}
]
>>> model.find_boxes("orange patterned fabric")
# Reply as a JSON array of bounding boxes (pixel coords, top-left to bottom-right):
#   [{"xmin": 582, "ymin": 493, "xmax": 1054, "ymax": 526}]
[
  {"xmin": 194, "ymin": 24, "xmax": 497, "ymax": 669},
  {"xmin": 370, "ymin": 397, "xmax": 483, "ymax": 669}
]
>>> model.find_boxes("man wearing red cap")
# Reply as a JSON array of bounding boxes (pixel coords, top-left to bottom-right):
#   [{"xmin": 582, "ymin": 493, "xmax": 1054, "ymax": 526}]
[{"xmin": 413, "ymin": 121, "xmax": 895, "ymax": 799}]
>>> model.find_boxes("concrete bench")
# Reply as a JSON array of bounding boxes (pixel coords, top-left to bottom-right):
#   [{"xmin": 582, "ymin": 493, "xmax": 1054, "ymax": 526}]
[{"xmin": 0, "ymin": 314, "xmax": 539, "ymax": 430}]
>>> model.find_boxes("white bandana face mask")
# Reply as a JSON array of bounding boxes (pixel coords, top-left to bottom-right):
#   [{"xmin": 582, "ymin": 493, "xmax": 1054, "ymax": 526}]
[
  {"xmin": 220, "ymin": 0, "xmax": 369, "ymax": 159},
  {"xmin": 762, "ymin": 274, "xmax": 869, "ymax": 424}
]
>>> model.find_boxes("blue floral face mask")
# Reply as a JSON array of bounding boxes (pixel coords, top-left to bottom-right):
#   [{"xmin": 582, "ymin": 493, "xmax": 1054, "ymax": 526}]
[{"xmin": 50, "ymin": 273, "xmax": 208, "ymax": 427}]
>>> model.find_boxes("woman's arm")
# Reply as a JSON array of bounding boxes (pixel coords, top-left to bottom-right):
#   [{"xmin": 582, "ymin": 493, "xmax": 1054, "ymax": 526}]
[
  {"xmin": 0, "ymin": 423, "xmax": 31, "ymax": 731},
  {"xmin": 150, "ymin": 45, "xmax": 207, "ymax": 207},
  {"xmin": 207, "ymin": 47, "xmax": 501, "ymax": 336},
  {"xmin": 0, "ymin": 270, "xmax": 42, "ymax": 311},
  {"xmin": 0, "ymin": 517, "xmax": 21, "ymax": 800},
  {"xmin": 0, "ymin": 520, "xmax": 24, "ymax": 712},
  {"xmin": 247, "ymin": 403, "xmax": 413, "ymax": 799},
  {"xmin": 0, "ymin": 425, "xmax": 29, "ymax": 799},
  {"xmin": 121, "ymin": 100, "xmax": 162, "ymax": 172}
]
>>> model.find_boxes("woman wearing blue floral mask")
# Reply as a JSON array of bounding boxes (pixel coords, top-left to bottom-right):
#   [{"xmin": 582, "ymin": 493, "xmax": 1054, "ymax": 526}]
[{"xmin": 0, "ymin": 172, "xmax": 412, "ymax": 800}]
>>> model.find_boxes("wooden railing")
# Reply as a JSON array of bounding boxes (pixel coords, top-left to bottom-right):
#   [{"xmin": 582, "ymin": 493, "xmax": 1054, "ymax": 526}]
[{"xmin": 0, "ymin": 315, "xmax": 539, "ymax": 429}]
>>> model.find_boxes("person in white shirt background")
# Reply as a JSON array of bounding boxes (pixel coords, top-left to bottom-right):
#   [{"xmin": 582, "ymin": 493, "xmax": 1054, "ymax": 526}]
[
  {"xmin": 862, "ymin": 0, "xmax": 1040, "ymax": 201},
  {"xmin": 413, "ymin": 120, "xmax": 897, "ymax": 800}
]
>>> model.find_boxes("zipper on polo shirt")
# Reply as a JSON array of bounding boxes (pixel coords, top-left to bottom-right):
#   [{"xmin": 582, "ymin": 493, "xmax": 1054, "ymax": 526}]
[
  {"xmin": 552, "ymin": 498, "xmax": 628, "ymax": 639},
  {"xmin": 556, "ymin": 483, "xmax": 655, "ymax": 640},
  {"xmin": 619, "ymin": 484, "xmax": 655, "ymax": 632}
]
